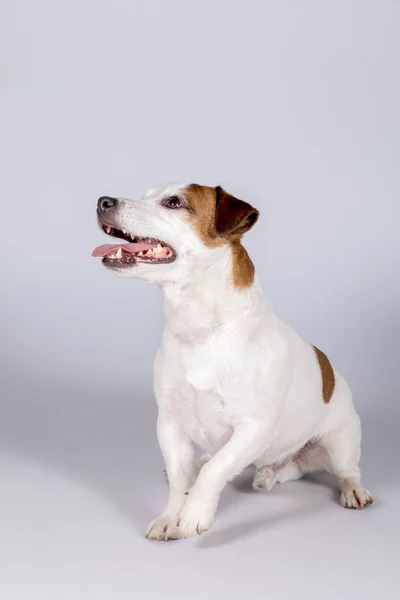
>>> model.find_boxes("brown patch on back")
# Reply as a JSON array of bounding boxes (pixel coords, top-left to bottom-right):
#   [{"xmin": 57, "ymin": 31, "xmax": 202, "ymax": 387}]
[
  {"xmin": 313, "ymin": 346, "xmax": 335, "ymax": 403},
  {"xmin": 184, "ymin": 184, "xmax": 258, "ymax": 290}
]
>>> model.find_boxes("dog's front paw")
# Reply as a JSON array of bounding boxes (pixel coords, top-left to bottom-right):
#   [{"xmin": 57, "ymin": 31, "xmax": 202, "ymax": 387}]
[
  {"xmin": 146, "ymin": 515, "xmax": 181, "ymax": 541},
  {"xmin": 177, "ymin": 497, "xmax": 217, "ymax": 537}
]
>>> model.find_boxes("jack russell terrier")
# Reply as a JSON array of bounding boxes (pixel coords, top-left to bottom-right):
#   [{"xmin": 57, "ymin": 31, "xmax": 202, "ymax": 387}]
[{"xmin": 92, "ymin": 183, "xmax": 373, "ymax": 540}]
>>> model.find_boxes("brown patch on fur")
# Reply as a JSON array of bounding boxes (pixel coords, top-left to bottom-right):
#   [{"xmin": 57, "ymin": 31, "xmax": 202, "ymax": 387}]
[
  {"xmin": 215, "ymin": 186, "xmax": 259, "ymax": 236},
  {"xmin": 184, "ymin": 184, "xmax": 259, "ymax": 290},
  {"xmin": 231, "ymin": 240, "xmax": 255, "ymax": 289},
  {"xmin": 184, "ymin": 184, "xmax": 225, "ymax": 248},
  {"xmin": 313, "ymin": 346, "xmax": 335, "ymax": 403}
]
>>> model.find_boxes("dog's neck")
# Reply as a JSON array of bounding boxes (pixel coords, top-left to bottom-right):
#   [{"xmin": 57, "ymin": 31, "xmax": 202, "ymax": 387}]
[{"xmin": 161, "ymin": 245, "xmax": 270, "ymax": 344}]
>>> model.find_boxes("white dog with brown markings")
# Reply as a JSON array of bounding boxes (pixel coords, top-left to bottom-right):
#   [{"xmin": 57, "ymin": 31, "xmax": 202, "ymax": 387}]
[{"xmin": 92, "ymin": 183, "xmax": 373, "ymax": 540}]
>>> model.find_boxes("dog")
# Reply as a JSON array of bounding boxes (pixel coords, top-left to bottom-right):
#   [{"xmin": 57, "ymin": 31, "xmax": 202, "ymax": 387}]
[{"xmin": 93, "ymin": 183, "xmax": 373, "ymax": 540}]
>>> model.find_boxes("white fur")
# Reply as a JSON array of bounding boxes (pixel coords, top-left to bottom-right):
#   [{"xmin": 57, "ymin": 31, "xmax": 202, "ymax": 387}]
[{"xmin": 98, "ymin": 183, "xmax": 373, "ymax": 541}]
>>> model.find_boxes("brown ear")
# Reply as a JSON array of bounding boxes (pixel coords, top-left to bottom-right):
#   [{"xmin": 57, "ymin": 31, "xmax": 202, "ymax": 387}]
[{"xmin": 215, "ymin": 186, "xmax": 259, "ymax": 237}]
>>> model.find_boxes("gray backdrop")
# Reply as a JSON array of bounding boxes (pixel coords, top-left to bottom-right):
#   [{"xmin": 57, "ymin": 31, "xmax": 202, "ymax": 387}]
[{"xmin": 1, "ymin": 1, "xmax": 399, "ymax": 599}]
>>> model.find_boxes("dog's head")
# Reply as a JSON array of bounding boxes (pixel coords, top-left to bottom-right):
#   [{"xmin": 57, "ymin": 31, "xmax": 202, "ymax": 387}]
[{"xmin": 93, "ymin": 184, "xmax": 259, "ymax": 286}]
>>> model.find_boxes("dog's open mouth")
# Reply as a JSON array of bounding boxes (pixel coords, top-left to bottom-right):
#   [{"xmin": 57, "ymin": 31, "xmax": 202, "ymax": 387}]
[{"xmin": 92, "ymin": 224, "xmax": 176, "ymax": 266}]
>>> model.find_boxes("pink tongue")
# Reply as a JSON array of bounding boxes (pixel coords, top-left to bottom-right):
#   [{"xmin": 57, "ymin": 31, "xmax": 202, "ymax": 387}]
[{"xmin": 92, "ymin": 243, "xmax": 155, "ymax": 257}]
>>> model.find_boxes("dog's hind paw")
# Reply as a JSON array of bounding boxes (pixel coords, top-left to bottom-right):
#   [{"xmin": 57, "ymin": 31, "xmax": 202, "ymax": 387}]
[
  {"xmin": 340, "ymin": 487, "xmax": 374, "ymax": 509},
  {"xmin": 252, "ymin": 466, "xmax": 277, "ymax": 491}
]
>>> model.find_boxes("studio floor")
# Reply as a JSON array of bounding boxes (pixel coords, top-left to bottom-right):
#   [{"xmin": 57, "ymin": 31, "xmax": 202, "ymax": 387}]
[{"xmin": 1, "ymin": 375, "xmax": 398, "ymax": 600}]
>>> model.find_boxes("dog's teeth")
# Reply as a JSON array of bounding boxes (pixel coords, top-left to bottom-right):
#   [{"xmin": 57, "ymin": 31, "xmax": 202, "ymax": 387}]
[
  {"xmin": 106, "ymin": 226, "xmax": 111, "ymax": 234},
  {"xmin": 115, "ymin": 248, "xmax": 123, "ymax": 259},
  {"xmin": 109, "ymin": 253, "xmax": 116, "ymax": 259},
  {"xmin": 138, "ymin": 251, "xmax": 143, "ymax": 256}
]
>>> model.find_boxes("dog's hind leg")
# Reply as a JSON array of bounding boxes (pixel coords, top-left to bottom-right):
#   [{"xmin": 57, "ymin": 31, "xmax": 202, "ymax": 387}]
[
  {"xmin": 252, "ymin": 439, "xmax": 325, "ymax": 491},
  {"xmin": 320, "ymin": 416, "xmax": 374, "ymax": 509},
  {"xmin": 253, "ymin": 460, "xmax": 302, "ymax": 491},
  {"xmin": 316, "ymin": 375, "xmax": 374, "ymax": 509}
]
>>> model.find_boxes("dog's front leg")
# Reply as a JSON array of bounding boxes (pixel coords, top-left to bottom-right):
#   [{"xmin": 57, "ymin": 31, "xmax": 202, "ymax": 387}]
[
  {"xmin": 177, "ymin": 421, "xmax": 274, "ymax": 537},
  {"xmin": 146, "ymin": 409, "xmax": 195, "ymax": 541}
]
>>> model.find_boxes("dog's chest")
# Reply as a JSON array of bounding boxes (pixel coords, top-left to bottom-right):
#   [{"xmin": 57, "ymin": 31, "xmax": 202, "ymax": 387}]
[
  {"xmin": 158, "ymin": 329, "xmax": 248, "ymax": 451},
  {"xmin": 175, "ymin": 327, "xmax": 242, "ymax": 392},
  {"xmin": 171, "ymin": 382, "xmax": 233, "ymax": 452}
]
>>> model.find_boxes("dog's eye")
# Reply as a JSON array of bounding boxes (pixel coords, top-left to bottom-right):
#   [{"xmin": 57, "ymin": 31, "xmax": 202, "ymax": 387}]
[{"xmin": 165, "ymin": 196, "xmax": 181, "ymax": 209}]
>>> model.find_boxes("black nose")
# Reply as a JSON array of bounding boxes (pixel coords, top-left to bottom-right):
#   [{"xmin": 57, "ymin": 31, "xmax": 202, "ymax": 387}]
[{"xmin": 97, "ymin": 196, "xmax": 117, "ymax": 216}]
